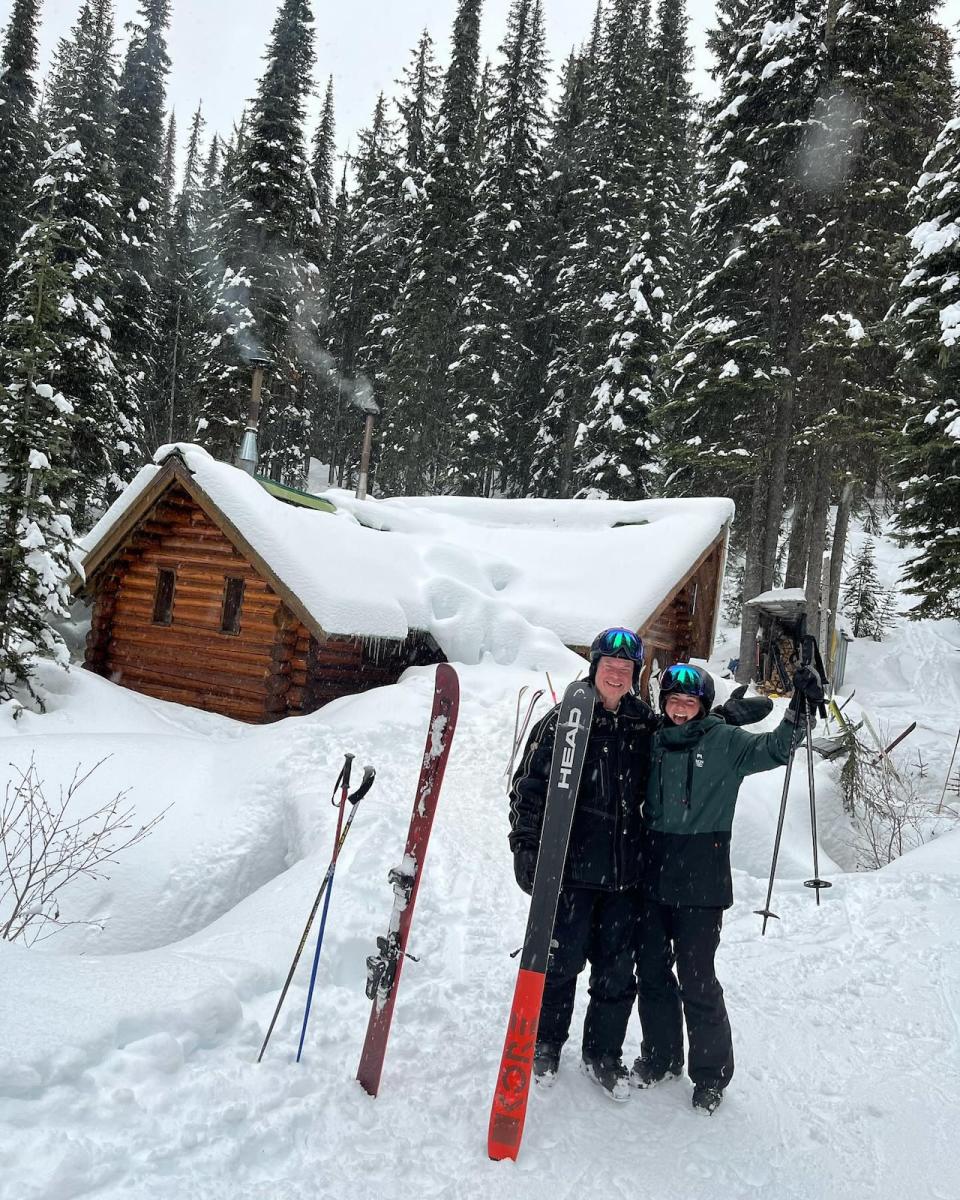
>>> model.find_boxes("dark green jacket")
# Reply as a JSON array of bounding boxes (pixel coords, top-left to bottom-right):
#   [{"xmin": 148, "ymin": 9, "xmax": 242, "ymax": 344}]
[{"xmin": 642, "ymin": 712, "xmax": 799, "ymax": 908}]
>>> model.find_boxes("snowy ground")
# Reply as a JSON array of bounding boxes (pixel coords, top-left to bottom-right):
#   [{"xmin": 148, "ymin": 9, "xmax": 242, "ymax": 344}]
[{"xmin": 2, "ymin": 602, "xmax": 960, "ymax": 1198}]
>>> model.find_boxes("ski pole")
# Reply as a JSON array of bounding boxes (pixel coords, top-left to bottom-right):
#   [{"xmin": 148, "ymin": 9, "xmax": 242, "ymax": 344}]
[
  {"xmin": 802, "ymin": 704, "xmax": 831, "ymax": 904},
  {"xmin": 505, "ymin": 687, "xmax": 529, "ymax": 777},
  {"xmin": 505, "ymin": 690, "xmax": 544, "ymax": 783},
  {"xmin": 295, "ymin": 760, "xmax": 375, "ymax": 1062},
  {"xmin": 754, "ymin": 716, "xmax": 803, "ymax": 935},
  {"xmin": 937, "ymin": 725, "xmax": 960, "ymax": 815},
  {"xmin": 257, "ymin": 756, "xmax": 375, "ymax": 1062},
  {"xmin": 545, "ymin": 672, "xmax": 557, "ymax": 705}
]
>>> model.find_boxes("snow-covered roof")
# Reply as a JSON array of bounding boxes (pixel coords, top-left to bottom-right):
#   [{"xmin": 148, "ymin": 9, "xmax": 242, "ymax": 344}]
[
  {"xmin": 746, "ymin": 587, "xmax": 808, "ymax": 615},
  {"xmin": 79, "ymin": 445, "xmax": 734, "ymax": 667}
]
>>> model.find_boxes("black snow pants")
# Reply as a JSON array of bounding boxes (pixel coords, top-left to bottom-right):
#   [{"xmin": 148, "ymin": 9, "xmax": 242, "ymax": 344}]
[
  {"xmin": 635, "ymin": 898, "xmax": 735, "ymax": 1089},
  {"xmin": 537, "ymin": 885, "xmax": 640, "ymax": 1060}
]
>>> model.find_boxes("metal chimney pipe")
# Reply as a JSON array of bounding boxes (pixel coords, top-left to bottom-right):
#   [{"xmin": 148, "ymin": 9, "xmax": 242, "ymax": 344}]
[
  {"xmin": 236, "ymin": 358, "xmax": 271, "ymax": 475},
  {"xmin": 356, "ymin": 411, "xmax": 375, "ymax": 500}
]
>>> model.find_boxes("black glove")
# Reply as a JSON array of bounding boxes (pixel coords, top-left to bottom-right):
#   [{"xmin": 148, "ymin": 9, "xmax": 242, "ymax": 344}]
[
  {"xmin": 789, "ymin": 665, "xmax": 825, "ymax": 716},
  {"xmin": 713, "ymin": 685, "xmax": 774, "ymax": 727},
  {"xmin": 513, "ymin": 849, "xmax": 537, "ymax": 895}
]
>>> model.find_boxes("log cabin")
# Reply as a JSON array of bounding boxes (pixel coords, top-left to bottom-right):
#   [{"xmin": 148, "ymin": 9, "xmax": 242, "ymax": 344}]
[{"xmin": 74, "ymin": 446, "xmax": 733, "ymax": 722}]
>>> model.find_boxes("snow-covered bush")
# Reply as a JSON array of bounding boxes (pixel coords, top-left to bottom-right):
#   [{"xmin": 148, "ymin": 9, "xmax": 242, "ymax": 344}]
[{"xmin": 0, "ymin": 757, "xmax": 166, "ymax": 945}]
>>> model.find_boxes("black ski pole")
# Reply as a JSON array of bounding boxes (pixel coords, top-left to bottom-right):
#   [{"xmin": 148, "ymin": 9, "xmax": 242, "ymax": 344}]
[
  {"xmin": 754, "ymin": 716, "xmax": 803, "ymax": 935},
  {"xmin": 802, "ymin": 703, "xmax": 832, "ymax": 903},
  {"xmin": 258, "ymin": 755, "xmax": 375, "ymax": 1063},
  {"xmin": 800, "ymin": 635, "xmax": 831, "ymax": 903}
]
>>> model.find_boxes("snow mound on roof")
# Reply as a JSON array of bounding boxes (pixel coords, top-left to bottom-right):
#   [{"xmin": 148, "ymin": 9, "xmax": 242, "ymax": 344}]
[{"xmin": 80, "ymin": 446, "xmax": 733, "ymax": 670}]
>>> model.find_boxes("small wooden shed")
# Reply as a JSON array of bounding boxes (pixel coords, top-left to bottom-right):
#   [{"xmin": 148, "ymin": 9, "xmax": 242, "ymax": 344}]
[
  {"xmin": 75, "ymin": 447, "xmax": 732, "ymax": 723},
  {"xmin": 76, "ymin": 452, "xmax": 441, "ymax": 722}
]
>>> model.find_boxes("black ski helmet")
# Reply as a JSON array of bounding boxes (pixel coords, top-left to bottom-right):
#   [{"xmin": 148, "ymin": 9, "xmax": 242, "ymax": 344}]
[
  {"xmin": 588, "ymin": 627, "xmax": 645, "ymax": 692},
  {"xmin": 658, "ymin": 663, "xmax": 715, "ymax": 715}
]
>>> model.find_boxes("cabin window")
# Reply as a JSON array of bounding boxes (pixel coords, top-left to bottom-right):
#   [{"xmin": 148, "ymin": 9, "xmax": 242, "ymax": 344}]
[
  {"xmin": 220, "ymin": 576, "xmax": 245, "ymax": 635},
  {"xmin": 152, "ymin": 568, "xmax": 176, "ymax": 625}
]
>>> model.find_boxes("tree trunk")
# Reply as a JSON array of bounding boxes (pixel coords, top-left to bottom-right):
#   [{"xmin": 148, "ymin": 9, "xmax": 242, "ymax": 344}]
[
  {"xmin": 736, "ymin": 474, "xmax": 768, "ymax": 683},
  {"xmin": 826, "ymin": 478, "xmax": 854, "ymax": 669},
  {"xmin": 804, "ymin": 447, "xmax": 833, "ymax": 634},
  {"xmin": 785, "ymin": 472, "xmax": 812, "ymax": 588}
]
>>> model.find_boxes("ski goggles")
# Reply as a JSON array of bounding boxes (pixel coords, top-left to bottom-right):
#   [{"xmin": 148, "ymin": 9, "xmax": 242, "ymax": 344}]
[
  {"xmin": 593, "ymin": 627, "xmax": 644, "ymax": 664},
  {"xmin": 659, "ymin": 664, "xmax": 708, "ymax": 696}
]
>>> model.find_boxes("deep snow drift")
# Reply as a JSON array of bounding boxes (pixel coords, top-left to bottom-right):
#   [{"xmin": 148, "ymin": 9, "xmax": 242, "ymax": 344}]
[{"xmin": 2, "ymin": 602, "xmax": 960, "ymax": 1198}]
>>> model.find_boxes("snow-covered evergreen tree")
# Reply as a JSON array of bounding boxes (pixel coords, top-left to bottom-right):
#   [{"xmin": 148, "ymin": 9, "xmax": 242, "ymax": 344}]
[
  {"xmin": 0, "ymin": 0, "xmax": 41, "ymax": 305},
  {"xmin": 379, "ymin": 0, "xmax": 481, "ymax": 494},
  {"xmin": 324, "ymin": 94, "xmax": 403, "ymax": 486},
  {"xmin": 663, "ymin": 0, "xmax": 822, "ymax": 678},
  {"xmin": 111, "ymin": 0, "xmax": 171, "ymax": 456},
  {"xmin": 305, "ymin": 76, "xmax": 336, "ymax": 286},
  {"xmin": 580, "ymin": 0, "xmax": 694, "ymax": 499},
  {"xmin": 841, "ymin": 539, "xmax": 883, "ymax": 637},
  {"xmin": 154, "ymin": 106, "xmax": 210, "ymax": 444},
  {"xmin": 31, "ymin": 0, "xmax": 136, "ymax": 520},
  {"xmin": 0, "ymin": 145, "xmax": 89, "ymax": 703},
  {"xmin": 195, "ymin": 0, "xmax": 315, "ymax": 485},
  {"xmin": 793, "ymin": 0, "xmax": 953, "ymax": 609},
  {"xmin": 397, "ymin": 28, "xmax": 442, "ymax": 178},
  {"xmin": 446, "ymin": 0, "xmax": 548, "ymax": 496},
  {"xmin": 891, "ymin": 114, "xmax": 960, "ymax": 619},
  {"xmin": 529, "ymin": 12, "xmax": 605, "ymax": 495}
]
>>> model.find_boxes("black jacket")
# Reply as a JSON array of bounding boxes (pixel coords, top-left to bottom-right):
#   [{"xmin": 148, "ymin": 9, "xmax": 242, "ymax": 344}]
[{"xmin": 508, "ymin": 693, "xmax": 657, "ymax": 891}]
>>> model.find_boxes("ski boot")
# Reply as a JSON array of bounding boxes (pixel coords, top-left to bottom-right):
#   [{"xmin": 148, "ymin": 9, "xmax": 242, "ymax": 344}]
[
  {"xmin": 629, "ymin": 1054, "xmax": 682, "ymax": 1089},
  {"xmin": 533, "ymin": 1042, "xmax": 561, "ymax": 1088},
  {"xmin": 581, "ymin": 1053, "xmax": 630, "ymax": 1102},
  {"xmin": 691, "ymin": 1083, "xmax": 724, "ymax": 1115}
]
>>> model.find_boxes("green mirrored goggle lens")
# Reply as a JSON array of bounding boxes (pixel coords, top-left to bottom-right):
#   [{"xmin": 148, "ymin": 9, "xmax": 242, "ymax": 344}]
[
  {"xmin": 662, "ymin": 665, "xmax": 705, "ymax": 695},
  {"xmin": 599, "ymin": 628, "xmax": 643, "ymax": 660}
]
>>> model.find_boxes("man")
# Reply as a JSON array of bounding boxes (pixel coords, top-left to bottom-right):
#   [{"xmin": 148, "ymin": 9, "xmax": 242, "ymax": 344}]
[
  {"xmin": 632, "ymin": 661, "xmax": 823, "ymax": 1114},
  {"xmin": 509, "ymin": 627, "xmax": 656, "ymax": 1101}
]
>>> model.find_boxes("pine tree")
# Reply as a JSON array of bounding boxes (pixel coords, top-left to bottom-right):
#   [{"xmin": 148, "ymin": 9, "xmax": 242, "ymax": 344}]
[
  {"xmin": 195, "ymin": 0, "xmax": 316, "ymax": 485},
  {"xmin": 379, "ymin": 0, "xmax": 481, "ymax": 494},
  {"xmin": 155, "ymin": 105, "xmax": 210, "ymax": 445},
  {"xmin": 32, "ymin": 0, "xmax": 135, "ymax": 520},
  {"xmin": 662, "ymin": 0, "xmax": 823, "ymax": 680},
  {"xmin": 111, "ymin": 0, "xmax": 172, "ymax": 458},
  {"xmin": 446, "ymin": 0, "xmax": 548, "ymax": 496},
  {"xmin": 0, "ymin": 144, "xmax": 88, "ymax": 702},
  {"xmin": 305, "ymin": 76, "xmax": 336, "ymax": 284},
  {"xmin": 581, "ymin": 0, "xmax": 694, "ymax": 499},
  {"xmin": 397, "ymin": 28, "xmax": 442, "ymax": 176},
  {"xmin": 530, "ymin": 13, "xmax": 605, "ymax": 495},
  {"xmin": 324, "ymin": 94, "xmax": 403, "ymax": 487},
  {"xmin": 891, "ymin": 114, "xmax": 960, "ymax": 618},
  {"xmin": 793, "ymin": 0, "xmax": 954, "ymax": 636},
  {"xmin": 0, "ymin": 0, "xmax": 41, "ymax": 303},
  {"xmin": 841, "ymin": 539, "xmax": 883, "ymax": 637}
]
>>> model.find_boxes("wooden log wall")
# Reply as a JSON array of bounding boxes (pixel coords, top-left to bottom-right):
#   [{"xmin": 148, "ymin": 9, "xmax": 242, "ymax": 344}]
[
  {"xmin": 85, "ymin": 484, "xmax": 285, "ymax": 723},
  {"xmin": 291, "ymin": 629, "xmax": 445, "ymax": 715}
]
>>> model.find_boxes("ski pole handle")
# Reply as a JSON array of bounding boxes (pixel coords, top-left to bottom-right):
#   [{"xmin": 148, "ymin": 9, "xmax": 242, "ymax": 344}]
[
  {"xmin": 349, "ymin": 765, "xmax": 376, "ymax": 804},
  {"xmin": 332, "ymin": 753, "xmax": 355, "ymax": 806}
]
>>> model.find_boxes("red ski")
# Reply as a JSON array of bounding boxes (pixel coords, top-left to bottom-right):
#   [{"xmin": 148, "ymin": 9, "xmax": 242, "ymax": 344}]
[{"xmin": 356, "ymin": 663, "xmax": 459, "ymax": 1096}]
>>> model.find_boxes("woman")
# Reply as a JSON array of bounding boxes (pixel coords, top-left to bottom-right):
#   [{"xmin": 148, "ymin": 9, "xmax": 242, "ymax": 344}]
[{"xmin": 632, "ymin": 661, "xmax": 822, "ymax": 1114}]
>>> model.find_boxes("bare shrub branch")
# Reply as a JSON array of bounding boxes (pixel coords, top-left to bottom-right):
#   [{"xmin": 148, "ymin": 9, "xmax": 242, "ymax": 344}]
[{"xmin": 0, "ymin": 755, "xmax": 167, "ymax": 945}]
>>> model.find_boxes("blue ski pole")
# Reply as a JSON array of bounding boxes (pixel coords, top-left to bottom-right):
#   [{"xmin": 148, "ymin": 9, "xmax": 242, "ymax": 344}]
[
  {"xmin": 295, "ymin": 761, "xmax": 376, "ymax": 1062},
  {"xmin": 257, "ymin": 755, "xmax": 375, "ymax": 1063}
]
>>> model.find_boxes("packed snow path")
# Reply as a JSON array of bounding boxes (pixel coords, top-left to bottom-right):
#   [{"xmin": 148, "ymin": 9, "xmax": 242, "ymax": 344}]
[{"xmin": 2, "ymin": 656, "xmax": 960, "ymax": 1200}]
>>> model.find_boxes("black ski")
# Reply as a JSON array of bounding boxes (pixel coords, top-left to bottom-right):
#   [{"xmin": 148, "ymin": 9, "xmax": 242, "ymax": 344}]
[{"xmin": 488, "ymin": 679, "xmax": 596, "ymax": 1160}]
